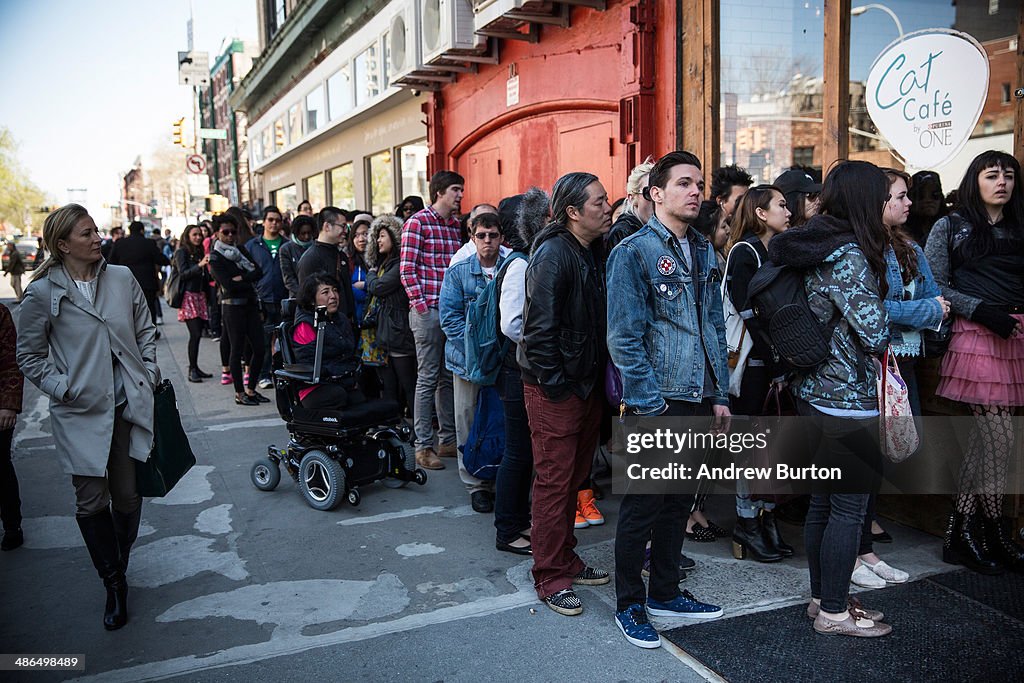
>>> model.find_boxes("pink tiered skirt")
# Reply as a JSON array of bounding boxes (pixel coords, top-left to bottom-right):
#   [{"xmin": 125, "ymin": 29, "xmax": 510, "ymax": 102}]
[{"xmin": 937, "ymin": 314, "xmax": 1024, "ymax": 406}]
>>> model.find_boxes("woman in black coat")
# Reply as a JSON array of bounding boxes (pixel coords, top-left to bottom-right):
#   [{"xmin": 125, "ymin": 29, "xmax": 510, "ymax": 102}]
[
  {"xmin": 173, "ymin": 225, "xmax": 213, "ymax": 383},
  {"xmin": 209, "ymin": 214, "xmax": 267, "ymax": 406},
  {"xmin": 365, "ymin": 214, "xmax": 416, "ymax": 419}
]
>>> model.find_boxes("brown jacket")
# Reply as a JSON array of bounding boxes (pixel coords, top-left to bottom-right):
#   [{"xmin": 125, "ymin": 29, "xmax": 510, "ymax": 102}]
[{"xmin": 0, "ymin": 303, "xmax": 23, "ymax": 413}]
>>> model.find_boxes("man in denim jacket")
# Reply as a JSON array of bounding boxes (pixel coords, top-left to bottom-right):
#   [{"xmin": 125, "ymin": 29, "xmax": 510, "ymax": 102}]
[
  {"xmin": 606, "ymin": 151, "xmax": 728, "ymax": 649},
  {"xmin": 439, "ymin": 213, "xmax": 506, "ymax": 512}
]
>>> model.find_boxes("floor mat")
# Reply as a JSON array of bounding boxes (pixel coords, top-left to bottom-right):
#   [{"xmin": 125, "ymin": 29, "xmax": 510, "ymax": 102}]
[
  {"xmin": 929, "ymin": 569, "xmax": 1024, "ymax": 622},
  {"xmin": 661, "ymin": 572, "xmax": 1024, "ymax": 681}
]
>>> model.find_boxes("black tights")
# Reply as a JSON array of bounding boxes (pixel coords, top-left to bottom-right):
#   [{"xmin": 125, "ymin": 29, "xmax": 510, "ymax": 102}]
[
  {"xmin": 185, "ymin": 318, "xmax": 204, "ymax": 370},
  {"xmin": 223, "ymin": 304, "xmax": 264, "ymax": 394},
  {"xmin": 955, "ymin": 404, "xmax": 1015, "ymax": 519}
]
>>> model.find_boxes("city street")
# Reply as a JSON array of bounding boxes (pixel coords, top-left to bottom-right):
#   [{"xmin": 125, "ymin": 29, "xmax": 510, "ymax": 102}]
[{"xmin": 1, "ymin": 277, "xmax": 1022, "ymax": 682}]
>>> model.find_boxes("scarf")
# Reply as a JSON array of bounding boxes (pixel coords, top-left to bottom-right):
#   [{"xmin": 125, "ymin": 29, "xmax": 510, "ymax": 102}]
[
  {"xmin": 213, "ymin": 240, "xmax": 256, "ymax": 272},
  {"xmin": 292, "ymin": 234, "xmax": 313, "ymax": 248}
]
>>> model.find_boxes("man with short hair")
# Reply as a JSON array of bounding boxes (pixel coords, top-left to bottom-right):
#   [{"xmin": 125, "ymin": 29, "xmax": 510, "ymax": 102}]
[
  {"xmin": 246, "ymin": 206, "xmax": 289, "ymax": 389},
  {"xmin": 710, "ymin": 163, "xmax": 754, "ymax": 221},
  {"xmin": 401, "ymin": 171, "xmax": 465, "ymax": 471},
  {"xmin": 101, "ymin": 226, "xmax": 123, "ymax": 260},
  {"xmin": 521, "ymin": 172, "xmax": 613, "ymax": 616},
  {"xmin": 109, "ymin": 221, "xmax": 170, "ymax": 330},
  {"xmin": 607, "ymin": 151, "xmax": 728, "ymax": 649},
  {"xmin": 439, "ymin": 212, "xmax": 506, "ymax": 511},
  {"xmin": 297, "ymin": 206, "xmax": 355, "ymax": 321},
  {"xmin": 450, "ymin": 203, "xmax": 510, "ymax": 267}
]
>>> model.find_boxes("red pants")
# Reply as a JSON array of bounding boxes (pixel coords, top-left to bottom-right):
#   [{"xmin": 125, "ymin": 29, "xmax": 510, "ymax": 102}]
[{"xmin": 523, "ymin": 383, "xmax": 603, "ymax": 599}]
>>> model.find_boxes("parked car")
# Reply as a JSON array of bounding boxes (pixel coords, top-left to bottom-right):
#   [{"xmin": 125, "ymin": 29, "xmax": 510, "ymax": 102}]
[{"xmin": 2, "ymin": 239, "xmax": 39, "ymax": 272}]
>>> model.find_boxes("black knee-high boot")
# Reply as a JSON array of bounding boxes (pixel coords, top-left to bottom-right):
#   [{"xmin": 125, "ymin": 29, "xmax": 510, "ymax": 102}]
[
  {"xmin": 111, "ymin": 505, "xmax": 142, "ymax": 573},
  {"xmin": 76, "ymin": 509, "xmax": 128, "ymax": 630}
]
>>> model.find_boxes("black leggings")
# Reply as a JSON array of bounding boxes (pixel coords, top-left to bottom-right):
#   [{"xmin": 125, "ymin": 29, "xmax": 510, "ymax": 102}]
[
  {"xmin": 223, "ymin": 304, "xmax": 264, "ymax": 393},
  {"xmin": 185, "ymin": 318, "xmax": 204, "ymax": 370},
  {"xmin": 390, "ymin": 355, "xmax": 417, "ymax": 421}
]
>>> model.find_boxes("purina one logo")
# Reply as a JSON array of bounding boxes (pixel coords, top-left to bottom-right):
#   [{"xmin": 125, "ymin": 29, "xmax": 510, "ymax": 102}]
[{"xmin": 866, "ymin": 30, "xmax": 989, "ymax": 169}]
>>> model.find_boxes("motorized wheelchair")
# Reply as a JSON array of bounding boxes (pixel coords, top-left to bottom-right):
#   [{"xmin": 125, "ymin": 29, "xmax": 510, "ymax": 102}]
[{"xmin": 249, "ymin": 300, "xmax": 426, "ymax": 511}]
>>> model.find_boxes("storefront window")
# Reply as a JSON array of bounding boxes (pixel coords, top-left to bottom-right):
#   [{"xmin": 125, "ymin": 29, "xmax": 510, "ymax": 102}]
[
  {"xmin": 273, "ymin": 184, "xmax": 297, "ymax": 213},
  {"xmin": 252, "ymin": 130, "xmax": 264, "ymax": 164},
  {"xmin": 355, "ymin": 45, "xmax": 381, "ymax": 107},
  {"xmin": 381, "ymin": 33, "xmax": 390, "ymax": 89},
  {"xmin": 305, "ymin": 173, "xmax": 326, "ymax": 212},
  {"xmin": 367, "ymin": 150, "xmax": 394, "ymax": 216},
  {"xmin": 399, "ymin": 141, "xmax": 428, "ymax": 203},
  {"xmin": 719, "ymin": 0, "xmax": 824, "ymax": 182},
  {"xmin": 329, "ymin": 163, "xmax": 356, "ymax": 210},
  {"xmin": 328, "ymin": 64, "xmax": 354, "ymax": 121},
  {"xmin": 273, "ymin": 117, "xmax": 286, "ymax": 152},
  {"xmin": 261, "ymin": 127, "xmax": 273, "ymax": 159},
  {"xmin": 287, "ymin": 104, "xmax": 302, "ymax": 145},
  {"xmin": 306, "ymin": 85, "xmax": 325, "ymax": 133}
]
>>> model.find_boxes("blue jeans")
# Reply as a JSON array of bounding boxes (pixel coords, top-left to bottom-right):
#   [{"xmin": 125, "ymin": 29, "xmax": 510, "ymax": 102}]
[
  {"xmin": 796, "ymin": 398, "xmax": 880, "ymax": 614},
  {"xmin": 494, "ymin": 365, "xmax": 533, "ymax": 543}
]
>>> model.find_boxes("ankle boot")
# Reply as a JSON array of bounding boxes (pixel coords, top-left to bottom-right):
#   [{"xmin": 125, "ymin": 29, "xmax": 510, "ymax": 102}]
[
  {"xmin": 112, "ymin": 505, "xmax": 142, "ymax": 573},
  {"xmin": 76, "ymin": 509, "xmax": 129, "ymax": 630},
  {"xmin": 732, "ymin": 516, "xmax": 783, "ymax": 562},
  {"xmin": 760, "ymin": 509, "xmax": 794, "ymax": 557},
  {"xmin": 982, "ymin": 516, "xmax": 1024, "ymax": 572},
  {"xmin": 188, "ymin": 367, "xmax": 203, "ymax": 383},
  {"xmin": 195, "ymin": 367, "xmax": 213, "ymax": 378},
  {"xmin": 942, "ymin": 511, "xmax": 1002, "ymax": 575}
]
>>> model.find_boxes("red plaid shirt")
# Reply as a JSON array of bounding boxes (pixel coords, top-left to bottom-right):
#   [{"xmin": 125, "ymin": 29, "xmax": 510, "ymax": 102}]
[{"xmin": 400, "ymin": 205, "xmax": 463, "ymax": 314}]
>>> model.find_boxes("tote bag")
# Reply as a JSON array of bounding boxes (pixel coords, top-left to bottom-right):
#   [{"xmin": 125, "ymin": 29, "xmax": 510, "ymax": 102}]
[
  {"xmin": 136, "ymin": 380, "xmax": 197, "ymax": 497},
  {"xmin": 722, "ymin": 241, "xmax": 760, "ymax": 396},
  {"xmin": 875, "ymin": 348, "xmax": 920, "ymax": 463}
]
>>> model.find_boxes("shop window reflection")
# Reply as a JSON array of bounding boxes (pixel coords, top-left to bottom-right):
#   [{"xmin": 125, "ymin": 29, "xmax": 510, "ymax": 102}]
[{"xmin": 329, "ymin": 163, "xmax": 356, "ymax": 211}]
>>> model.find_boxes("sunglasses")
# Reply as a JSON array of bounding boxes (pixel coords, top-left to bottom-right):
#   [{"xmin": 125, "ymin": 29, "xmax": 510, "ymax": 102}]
[
  {"xmin": 474, "ymin": 232, "xmax": 500, "ymax": 241},
  {"xmin": 220, "ymin": 229, "xmax": 237, "ymax": 236}
]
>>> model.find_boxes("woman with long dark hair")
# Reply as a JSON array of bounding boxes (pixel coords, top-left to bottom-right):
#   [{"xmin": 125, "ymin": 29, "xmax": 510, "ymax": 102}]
[
  {"xmin": 906, "ymin": 171, "xmax": 947, "ymax": 246},
  {"xmin": 768, "ymin": 161, "xmax": 892, "ymax": 637},
  {"xmin": 925, "ymin": 150, "xmax": 1024, "ymax": 574},
  {"xmin": 174, "ymin": 224, "xmax": 213, "ymax": 383},
  {"xmin": 17, "ymin": 204, "xmax": 158, "ymax": 630},
  {"xmin": 395, "ymin": 196, "xmax": 425, "ymax": 224},
  {"xmin": 722, "ymin": 185, "xmax": 791, "ymax": 562},
  {"xmin": 209, "ymin": 214, "xmax": 267, "ymax": 406}
]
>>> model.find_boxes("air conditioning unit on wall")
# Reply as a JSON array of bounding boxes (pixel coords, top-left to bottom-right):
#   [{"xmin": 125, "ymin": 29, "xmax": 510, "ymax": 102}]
[
  {"xmin": 389, "ymin": 0, "xmax": 424, "ymax": 83},
  {"xmin": 421, "ymin": 0, "xmax": 485, "ymax": 64}
]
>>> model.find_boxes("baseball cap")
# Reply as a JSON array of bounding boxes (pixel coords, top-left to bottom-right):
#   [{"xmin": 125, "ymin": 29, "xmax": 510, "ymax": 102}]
[{"xmin": 774, "ymin": 169, "xmax": 822, "ymax": 195}]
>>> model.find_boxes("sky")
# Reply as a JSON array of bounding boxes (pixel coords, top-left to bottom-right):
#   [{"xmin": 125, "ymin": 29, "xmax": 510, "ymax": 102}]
[{"xmin": 0, "ymin": 0, "xmax": 257, "ymax": 226}]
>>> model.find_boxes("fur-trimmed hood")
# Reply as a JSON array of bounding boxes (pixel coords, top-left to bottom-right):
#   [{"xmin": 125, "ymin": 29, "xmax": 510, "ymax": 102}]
[
  {"xmin": 498, "ymin": 187, "xmax": 550, "ymax": 253},
  {"xmin": 365, "ymin": 214, "xmax": 404, "ymax": 268},
  {"xmin": 767, "ymin": 214, "xmax": 858, "ymax": 268}
]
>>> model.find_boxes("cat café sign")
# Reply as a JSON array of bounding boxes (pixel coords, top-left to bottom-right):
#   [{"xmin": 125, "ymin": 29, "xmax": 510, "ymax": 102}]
[{"xmin": 866, "ymin": 29, "xmax": 989, "ymax": 169}]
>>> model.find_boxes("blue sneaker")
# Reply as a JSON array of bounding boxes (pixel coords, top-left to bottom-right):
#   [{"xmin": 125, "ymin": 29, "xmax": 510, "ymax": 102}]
[
  {"xmin": 647, "ymin": 590, "xmax": 723, "ymax": 620},
  {"xmin": 615, "ymin": 604, "xmax": 662, "ymax": 649}
]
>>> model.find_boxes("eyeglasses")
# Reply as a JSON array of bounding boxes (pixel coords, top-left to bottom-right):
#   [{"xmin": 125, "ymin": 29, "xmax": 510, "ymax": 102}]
[{"xmin": 474, "ymin": 232, "xmax": 501, "ymax": 241}]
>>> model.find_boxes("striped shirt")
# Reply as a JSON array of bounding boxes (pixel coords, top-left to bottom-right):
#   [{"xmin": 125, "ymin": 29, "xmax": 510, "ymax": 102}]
[{"xmin": 399, "ymin": 205, "xmax": 462, "ymax": 314}]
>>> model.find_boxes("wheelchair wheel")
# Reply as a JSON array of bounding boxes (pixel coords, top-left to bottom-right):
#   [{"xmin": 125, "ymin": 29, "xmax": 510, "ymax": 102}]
[
  {"xmin": 299, "ymin": 450, "xmax": 345, "ymax": 511},
  {"xmin": 347, "ymin": 488, "xmax": 361, "ymax": 506},
  {"xmin": 381, "ymin": 437, "xmax": 415, "ymax": 489},
  {"xmin": 250, "ymin": 458, "xmax": 281, "ymax": 491}
]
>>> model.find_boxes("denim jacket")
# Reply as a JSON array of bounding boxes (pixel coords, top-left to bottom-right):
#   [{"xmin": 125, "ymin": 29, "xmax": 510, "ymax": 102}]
[
  {"xmin": 439, "ymin": 252, "xmax": 505, "ymax": 380},
  {"xmin": 883, "ymin": 244, "xmax": 942, "ymax": 357},
  {"xmin": 607, "ymin": 215, "xmax": 729, "ymax": 413}
]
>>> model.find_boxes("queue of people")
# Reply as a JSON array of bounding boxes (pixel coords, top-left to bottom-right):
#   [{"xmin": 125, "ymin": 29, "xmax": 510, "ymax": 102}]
[{"xmin": 4, "ymin": 147, "xmax": 1022, "ymax": 646}]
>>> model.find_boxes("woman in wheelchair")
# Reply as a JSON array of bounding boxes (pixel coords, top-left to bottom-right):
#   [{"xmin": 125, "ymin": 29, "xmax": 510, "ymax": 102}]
[{"xmin": 293, "ymin": 273, "xmax": 366, "ymax": 410}]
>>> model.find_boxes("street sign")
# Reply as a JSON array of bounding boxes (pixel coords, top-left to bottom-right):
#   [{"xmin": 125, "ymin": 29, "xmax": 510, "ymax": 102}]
[
  {"xmin": 199, "ymin": 128, "xmax": 228, "ymax": 140},
  {"xmin": 187, "ymin": 174, "xmax": 210, "ymax": 198},
  {"xmin": 177, "ymin": 50, "xmax": 210, "ymax": 87},
  {"xmin": 186, "ymin": 154, "xmax": 206, "ymax": 174}
]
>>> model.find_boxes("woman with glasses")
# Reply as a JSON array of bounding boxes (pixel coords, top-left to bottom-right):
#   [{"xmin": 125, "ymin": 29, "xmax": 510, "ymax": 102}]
[
  {"xmin": 925, "ymin": 150, "xmax": 1024, "ymax": 574},
  {"xmin": 209, "ymin": 214, "xmax": 269, "ymax": 406},
  {"xmin": 395, "ymin": 196, "xmax": 425, "ymax": 224}
]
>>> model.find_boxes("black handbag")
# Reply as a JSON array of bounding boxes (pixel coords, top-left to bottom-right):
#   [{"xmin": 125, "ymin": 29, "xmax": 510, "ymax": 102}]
[
  {"xmin": 922, "ymin": 319, "xmax": 952, "ymax": 358},
  {"xmin": 164, "ymin": 264, "xmax": 184, "ymax": 308},
  {"xmin": 136, "ymin": 380, "xmax": 196, "ymax": 497}
]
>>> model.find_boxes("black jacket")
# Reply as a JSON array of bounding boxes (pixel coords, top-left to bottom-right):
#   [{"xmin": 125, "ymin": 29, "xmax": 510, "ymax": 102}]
[
  {"xmin": 520, "ymin": 224, "xmax": 607, "ymax": 401},
  {"xmin": 209, "ymin": 245, "xmax": 262, "ymax": 305},
  {"xmin": 293, "ymin": 308, "xmax": 359, "ymax": 385},
  {"xmin": 365, "ymin": 256, "xmax": 415, "ymax": 357},
  {"xmin": 297, "ymin": 241, "xmax": 356, "ymax": 321},
  {"xmin": 173, "ymin": 247, "xmax": 208, "ymax": 294},
  {"xmin": 606, "ymin": 212, "xmax": 644, "ymax": 252},
  {"xmin": 108, "ymin": 233, "xmax": 170, "ymax": 292}
]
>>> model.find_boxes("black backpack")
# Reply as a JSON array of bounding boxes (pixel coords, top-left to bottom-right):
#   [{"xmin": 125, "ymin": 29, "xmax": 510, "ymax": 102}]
[{"xmin": 745, "ymin": 262, "xmax": 842, "ymax": 373}]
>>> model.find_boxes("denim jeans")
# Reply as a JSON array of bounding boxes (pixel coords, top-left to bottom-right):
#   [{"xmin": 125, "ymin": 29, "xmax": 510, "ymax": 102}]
[
  {"xmin": 494, "ymin": 365, "xmax": 533, "ymax": 544},
  {"xmin": 614, "ymin": 399, "xmax": 710, "ymax": 611},
  {"xmin": 796, "ymin": 398, "xmax": 880, "ymax": 614}
]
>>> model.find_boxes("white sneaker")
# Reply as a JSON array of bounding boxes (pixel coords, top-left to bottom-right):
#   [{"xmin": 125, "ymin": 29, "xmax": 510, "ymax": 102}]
[
  {"xmin": 851, "ymin": 563, "xmax": 887, "ymax": 589},
  {"xmin": 257, "ymin": 378, "xmax": 274, "ymax": 390},
  {"xmin": 862, "ymin": 559, "xmax": 909, "ymax": 583}
]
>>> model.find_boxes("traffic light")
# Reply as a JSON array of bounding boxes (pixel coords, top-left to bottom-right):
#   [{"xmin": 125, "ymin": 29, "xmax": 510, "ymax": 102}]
[{"xmin": 172, "ymin": 118, "xmax": 185, "ymax": 146}]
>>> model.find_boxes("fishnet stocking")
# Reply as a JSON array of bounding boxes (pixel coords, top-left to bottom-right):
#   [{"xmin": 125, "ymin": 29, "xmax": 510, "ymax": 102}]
[{"xmin": 954, "ymin": 405, "xmax": 1015, "ymax": 519}]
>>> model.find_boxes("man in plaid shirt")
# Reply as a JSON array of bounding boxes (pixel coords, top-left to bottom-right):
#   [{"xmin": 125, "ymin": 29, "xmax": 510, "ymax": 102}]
[{"xmin": 401, "ymin": 170, "xmax": 465, "ymax": 471}]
